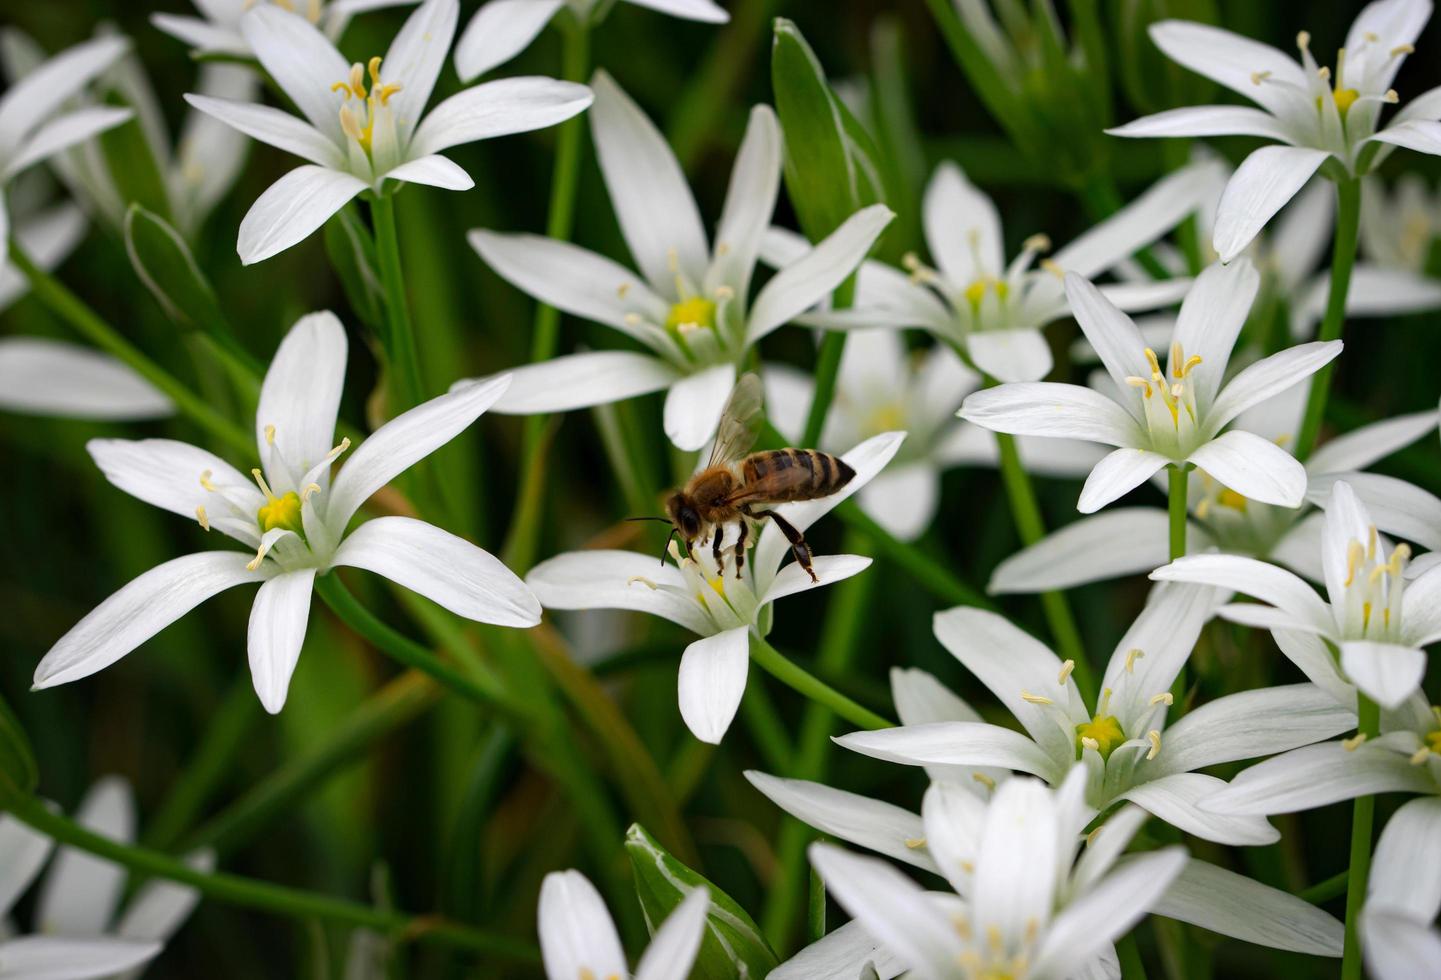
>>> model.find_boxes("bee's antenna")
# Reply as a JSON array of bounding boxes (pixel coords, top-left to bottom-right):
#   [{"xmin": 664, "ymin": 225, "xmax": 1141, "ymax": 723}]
[
  {"xmin": 660, "ymin": 528, "xmax": 678, "ymax": 566},
  {"xmin": 624, "ymin": 516, "xmax": 671, "ymax": 524}
]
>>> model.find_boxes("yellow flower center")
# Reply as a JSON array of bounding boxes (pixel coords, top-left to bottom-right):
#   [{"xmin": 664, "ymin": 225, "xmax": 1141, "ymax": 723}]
[
  {"xmin": 1427, "ymin": 729, "xmax": 1441, "ymax": 754},
  {"xmin": 1333, "ymin": 87, "xmax": 1360, "ymax": 112},
  {"xmin": 272, "ymin": 0, "xmax": 323, "ymax": 23},
  {"xmin": 665, "ymin": 296, "xmax": 716, "ymax": 334},
  {"xmin": 332, "ymin": 56, "xmax": 402, "ymax": 153},
  {"xmin": 258, "ymin": 490, "xmax": 304, "ymax": 534},
  {"xmin": 867, "ymin": 403, "xmax": 907, "ymax": 435},
  {"xmin": 1076, "ymin": 714, "xmax": 1126, "ymax": 759},
  {"xmin": 963, "ymin": 277, "xmax": 1008, "ymax": 306}
]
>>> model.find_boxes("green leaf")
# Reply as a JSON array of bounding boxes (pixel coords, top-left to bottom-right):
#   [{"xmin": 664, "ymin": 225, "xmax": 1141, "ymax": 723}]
[
  {"xmin": 324, "ymin": 205, "xmax": 386, "ymax": 333},
  {"xmin": 98, "ymin": 92, "xmax": 174, "ymax": 225},
  {"xmin": 771, "ymin": 18, "xmax": 857, "ymax": 241},
  {"xmin": 626, "ymin": 823, "xmax": 778, "ymax": 980},
  {"xmin": 0, "ymin": 689, "xmax": 37, "ymax": 803},
  {"xmin": 124, "ymin": 205, "xmax": 226, "ymax": 332}
]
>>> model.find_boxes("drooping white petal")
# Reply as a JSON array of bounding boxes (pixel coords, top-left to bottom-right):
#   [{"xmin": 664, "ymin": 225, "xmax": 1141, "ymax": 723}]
[
  {"xmin": 923, "ymin": 162, "xmax": 1002, "ymax": 284},
  {"xmin": 152, "ymin": 13, "xmax": 249, "ymax": 56},
  {"xmin": 1371, "ymin": 118, "xmax": 1441, "ymax": 157},
  {"xmin": 1150, "ymin": 858, "xmax": 1344, "ymax": 956},
  {"xmin": 1146, "ymin": 20, "xmax": 1310, "ymax": 117},
  {"xmin": 240, "ymin": 5, "xmax": 351, "ymax": 144},
  {"xmin": 0, "ymin": 36, "xmax": 130, "ymax": 150},
  {"xmin": 746, "ymin": 205, "xmax": 895, "ymax": 344},
  {"xmin": 836, "ymin": 722, "xmax": 1065, "ymax": 782},
  {"xmin": 1308, "ymin": 409, "xmax": 1439, "ymax": 476},
  {"xmin": 0, "ymin": 936, "xmax": 162, "ymax": 980},
  {"xmin": 663, "ymin": 363, "xmax": 734, "ymax": 451},
  {"xmin": 3, "ymin": 106, "xmax": 135, "ymax": 182},
  {"xmin": 1213, "ymin": 147, "xmax": 1331, "ymax": 263},
  {"xmin": 958, "ymin": 382, "xmax": 1142, "ymax": 448},
  {"xmin": 453, "ymin": 0, "xmax": 564, "ymax": 81},
  {"xmin": 746, "ymin": 772, "xmax": 935, "ymax": 873},
  {"xmin": 182, "ymin": 94, "xmax": 344, "ymax": 169},
  {"xmin": 525, "ymin": 550, "xmax": 712, "ymax": 635},
  {"xmin": 381, "ymin": 0, "xmax": 458, "ymax": 144},
  {"xmin": 326, "ymin": 374, "xmax": 511, "ymax": 530},
  {"xmin": 676, "ymin": 627, "xmax": 749, "ymax": 743},
  {"xmin": 0, "ymin": 814, "xmax": 53, "ymax": 921},
  {"xmin": 966, "ymin": 328, "xmax": 1052, "ymax": 384},
  {"xmin": 380, "ymin": 154, "xmax": 473, "ymax": 190},
  {"xmin": 0, "ymin": 338, "xmax": 172, "ymax": 420},
  {"xmin": 34, "ymin": 776, "xmax": 134, "ymax": 936},
  {"xmin": 1106, "ymin": 105, "xmax": 1294, "ymax": 142},
  {"xmin": 1119, "ymin": 773, "xmax": 1279, "ymax": 845},
  {"xmin": 246, "ymin": 568, "xmax": 316, "ymax": 714},
  {"xmin": 989, "ymin": 508, "xmax": 1186, "ymax": 594},
  {"xmin": 482, "ymin": 351, "xmax": 678, "ymax": 414},
  {"xmin": 1078, "ymin": 448, "xmax": 1171, "ymax": 513},
  {"xmin": 588, "ymin": 70, "xmax": 707, "ymax": 292},
  {"xmin": 758, "ymin": 555, "xmax": 872, "ymax": 606},
  {"xmin": 1186, "ymin": 430, "xmax": 1307, "ymax": 508},
  {"xmin": 537, "ymin": 870, "xmax": 626, "ymax": 980},
  {"xmin": 409, "ymin": 77, "xmax": 593, "ymax": 156},
  {"xmin": 1340, "ymin": 640, "xmax": 1426, "ymax": 710},
  {"xmin": 1152, "ymin": 684, "xmax": 1356, "ymax": 776},
  {"xmin": 633, "ymin": 887, "xmax": 710, "ymax": 980},
  {"xmin": 1150, "ymin": 554, "xmax": 1332, "ymax": 633},
  {"xmin": 626, "ymin": 0, "xmax": 730, "ymax": 21},
  {"xmin": 1207, "ymin": 341, "xmax": 1344, "ymax": 433},
  {"xmin": 1204, "ymin": 741, "xmax": 1434, "ymax": 816},
  {"xmin": 34, "ymin": 552, "xmax": 267, "ymax": 691},
  {"xmin": 257, "ymin": 311, "xmax": 347, "ymax": 487},
  {"xmin": 237, "ymin": 166, "xmax": 368, "ymax": 265}
]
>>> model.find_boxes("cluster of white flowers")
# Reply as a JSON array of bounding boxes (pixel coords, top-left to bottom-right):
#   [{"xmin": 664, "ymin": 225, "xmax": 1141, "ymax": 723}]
[{"xmin": 2, "ymin": 0, "xmax": 1441, "ymax": 977}]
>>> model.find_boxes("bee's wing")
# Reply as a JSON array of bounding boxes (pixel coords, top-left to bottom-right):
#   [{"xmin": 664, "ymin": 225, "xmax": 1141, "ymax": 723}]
[{"xmin": 706, "ymin": 372, "xmax": 764, "ymax": 468}]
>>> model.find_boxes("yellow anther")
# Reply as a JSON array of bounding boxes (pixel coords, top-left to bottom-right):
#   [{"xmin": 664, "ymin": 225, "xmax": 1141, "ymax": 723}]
[
  {"xmin": 1342, "ymin": 733, "xmax": 1368, "ymax": 751},
  {"xmin": 1344, "ymin": 540, "xmax": 1365, "ymax": 586},
  {"xmin": 1392, "ymin": 44, "xmax": 1415, "ymax": 56},
  {"xmin": 972, "ymin": 772, "xmax": 996, "ymax": 790},
  {"xmin": 1125, "ymin": 376, "xmax": 1151, "ymax": 390},
  {"xmin": 1023, "ymin": 233, "xmax": 1051, "ymax": 253},
  {"xmin": 1368, "ymin": 525, "xmax": 1378, "ymax": 561},
  {"xmin": 627, "ymin": 575, "xmax": 659, "ymax": 590},
  {"xmin": 1143, "ymin": 347, "xmax": 1164, "ymax": 379},
  {"xmin": 713, "ymin": 285, "xmax": 735, "ymax": 301},
  {"xmin": 1080, "ymin": 736, "xmax": 1101, "ymax": 752},
  {"xmin": 1384, "ymin": 89, "xmax": 1400, "ymax": 103},
  {"xmin": 1097, "ymin": 687, "xmax": 1114, "ymax": 716},
  {"xmin": 1174, "ymin": 355, "xmax": 1203, "ymax": 379},
  {"xmin": 1411, "ymin": 747, "xmax": 1431, "ymax": 766},
  {"xmin": 987, "ymin": 925, "xmax": 1004, "ymax": 952},
  {"xmin": 963, "ymin": 279, "xmax": 988, "ymax": 305},
  {"xmin": 301, "ymin": 482, "xmax": 322, "ymax": 501},
  {"xmin": 1364, "ymin": 31, "xmax": 1379, "ymax": 42},
  {"xmin": 264, "ymin": 424, "xmax": 276, "ymax": 445},
  {"xmin": 1150, "ymin": 692, "xmax": 1174, "ymax": 706},
  {"xmin": 348, "ymin": 62, "xmax": 365, "ymax": 97},
  {"xmin": 1145, "ymin": 730, "xmax": 1162, "ymax": 761},
  {"xmin": 904, "ymin": 837, "xmax": 927, "ymax": 849},
  {"xmin": 368, "ymin": 55, "xmax": 383, "ymax": 87},
  {"xmin": 199, "ymin": 469, "xmax": 217, "ymax": 492},
  {"xmin": 1085, "ymin": 826, "xmax": 1102, "ymax": 847},
  {"xmin": 959, "ymin": 859, "xmax": 975, "ymax": 874},
  {"xmin": 1426, "ymin": 728, "xmax": 1441, "ymax": 752},
  {"xmin": 330, "ymin": 81, "xmax": 352, "ymax": 97},
  {"xmin": 1058, "ymin": 659, "xmax": 1076, "ymax": 684},
  {"xmin": 252, "ymin": 468, "xmax": 277, "ymax": 501},
  {"xmin": 1251, "ymin": 70, "xmax": 1272, "ymax": 85},
  {"xmin": 616, "ymin": 282, "xmax": 631, "ymax": 298},
  {"xmin": 195, "ymin": 506, "xmax": 210, "ymax": 531},
  {"xmin": 1218, "ymin": 488, "xmax": 1248, "ymax": 511},
  {"xmin": 623, "ymin": 313, "xmax": 643, "ymax": 327},
  {"xmin": 1318, "ymin": 66, "xmax": 1332, "ymax": 82},
  {"xmin": 1040, "ymin": 258, "xmax": 1064, "ymax": 278},
  {"xmin": 1297, "ymin": 30, "xmax": 1311, "ymax": 50},
  {"xmin": 1020, "ymin": 690, "xmax": 1054, "ymax": 705},
  {"xmin": 901, "ymin": 251, "xmax": 923, "ymax": 272},
  {"xmin": 1124, "ymin": 648, "xmax": 1145, "ymax": 673}
]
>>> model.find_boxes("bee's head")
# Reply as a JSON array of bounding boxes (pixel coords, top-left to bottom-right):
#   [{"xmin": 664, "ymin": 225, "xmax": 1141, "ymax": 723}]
[{"xmin": 665, "ymin": 492, "xmax": 702, "ymax": 542}]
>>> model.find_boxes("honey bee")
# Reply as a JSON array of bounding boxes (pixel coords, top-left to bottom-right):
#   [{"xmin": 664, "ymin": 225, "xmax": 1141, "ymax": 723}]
[{"xmin": 661, "ymin": 373, "xmax": 854, "ymax": 583}]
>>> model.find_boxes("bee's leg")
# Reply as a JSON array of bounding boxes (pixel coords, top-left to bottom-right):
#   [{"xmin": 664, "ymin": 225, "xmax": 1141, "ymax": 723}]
[
  {"xmin": 711, "ymin": 522, "xmax": 725, "ymax": 574},
  {"xmin": 753, "ymin": 509, "xmax": 815, "ymax": 582},
  {"xmin": 733, "ymin": 519, "xmax": 748, "ymax": 579}
]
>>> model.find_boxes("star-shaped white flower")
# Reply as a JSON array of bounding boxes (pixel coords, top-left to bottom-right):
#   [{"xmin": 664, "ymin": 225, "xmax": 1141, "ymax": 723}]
[
  {"xmin": 1153, "ymin": 481, "xmax": 1441, "ymax": 709},
  {"xmin": 1363, "ymin": 796, "xmax": 1441, "ymax": 980},
  {"xmin": 454, "ymin": 0, "xmax": 727, "ymax": 81},
  {"xmin": 760, "ymin": 159, "xmax": 1215, "ymax": 384},
  {"xmin": 1109, "ymin": 0, "xmax": 1441, "ymax": 260},
  {"xmin": 836, "ymin": 583, "xmax": 1356, "ymax": 845},
  {"xmin": 184, "ymin": 0, "xmax": 593, "ymax": 264},
  {"xmin": 960, "ymin": 259, "xmax": 1343, "ymax": 514},
  {"xmin": 538, "ymin": 870, "xmax": 709, "ymax": 980},
  {"xmin": 525, "ymin": 431, "xmax": 901, "ymax": 743},
  {"xmin": 33, "ymin": 311, "xmax": 540, "ymax": 713},
  {"xmin": 463, "ymin": 71, "xmax": 892, "ymax": 451},
  {"xmin": 1361, "ymin": 173, "xmax": 1441, "ymax": 274},
  {"xmin": 153, "ymin": 0, "xmax": 418, "ymax": 58}
]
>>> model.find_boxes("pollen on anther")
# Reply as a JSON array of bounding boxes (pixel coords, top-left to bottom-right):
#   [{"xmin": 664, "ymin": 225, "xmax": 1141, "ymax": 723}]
[
  {"xmin": 1411, "ymin": 747, "xmax": 1431, "ymax": 765},
  {"xmin": 1020, "ymin": 690, "xmax": 1054, "ymax": 705},
  {"xmin": 1251, "ymin": 70, "xmax": 1272, "ymax": 85},
  {"xmin": 1296, "ymin": 30, "xmax": 1311, "ymax": 49},
  {"xmin": 1081, "ymin": 736, "xmax": 1101, "ymax": 752},
  {"xmin": 1023, "ymin": 233, "xmax": 1051, "ymax": 253},
  {"xmin": 1384, "ymin": 89, "xmax": 1400, "ymax": 103},
  {"xmin": 616, "ymin": 282, "xmax": 631, "ymax": 299},
  {"xmin": 626, "ymin": 575, "xmax": 659, "ymax": 590},
  {"xmin": 301, "ymin": 483, "xmax": 322, "ymax": 501},
  {"xmin": 199, "ymin": 469, "xmax": 217, "ymax": 492},
  {"xmin": 972, "ymin": 772, "xmax": 996, "ymax": 790},
  {"xmin": 1040, "ymin": 258, "xmax": 1064, "ymax": 278},
  {"xmin": 903, "ymin": 836, "xmax": 927, "ymax": 849},
  {"xmin": 623, "ymin": 313, "xmax": 643, "ymax": 326},
  {"xmin": 1392, "ymin": 44, "xmax": 1415, "ymax": 56},
  {"xmin": 1058, "ymin": 659, "xmax": 1075, "ymax": 684},
  {"xmin": 195, "ymin": 506, "xmax": 210, "ymax": 531},
  {"xmin": 264, "ymin": 424, "xmax": 276, "ymax": 445},
  {"xmin": 1145, "ymin": 730, "xmax": 1162, "ymax": 760},
  {"xmin": 1342, "ymin": 733, "xmax": 1368, "ymax": 751},
  {"xmin": 1125, "ymin": 647, "xmax": 1144, "ymax": 673}
]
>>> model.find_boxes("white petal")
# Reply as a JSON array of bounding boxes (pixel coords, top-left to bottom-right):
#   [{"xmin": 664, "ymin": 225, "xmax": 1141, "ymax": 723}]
[
  {"xmin": 258, "ymin": 311, "xmax": 347, "ymax": 487},
  {"xmin": 1150, "ymin": 554, "xmax": 1332, "ymax": 633},
  {"xmin": 1269, "ymin": 177, "xmax": 1335, "ymax": 292},
  {"xmin": 0, "ymin": 36, "xmax": 129, "ymax": 149},
  {"xmin": 989, "ymin": 508, "xmax": 1178, "ymax": 593},
  {"xmin": 1170, "ymin": 258, "xmax": 1260, "ymax": 411},
  {"xmin": 1186, "ymin": 430, "xmax": 1307, "ymax": 508},
  {"xmin": 246, "ymin": 568, "xmax": 316, "ymax": 714},
  {"xmin": 238, "ymin": 165, "xmax": 368, "ymax": 265},
  {"xmin": 0, "ymin": 338, "xmax": 171, "ymax": 420},
  {"xmin": 768, "ymin": 919, "xmax": 905, "ymax": 980},
  {"xmin": 677, "ymin": 627, "xmax": 749, "ymax": 744},
  {"xmin": 410, "ymin": 77, "xmax": 593, "ymax": 156},
  {"xmin": 958, "ymin": 382, "xmax": 1140, "ymax": 448},
  {"xmin": 34, "ymin": 552, "xmax": 266, "ymax": 690},
  {"xmin": 808, "ymin": 844, "xmax": 967, "ymax": 977},
  {"xmin": 1371, "ymin": 796, "xmax": 1441, "ymax": 922},
  {"xmin": 1071, "ymin": 805, "xmax": 1152, "ymax": 894},
  {"xmin": 1063, "ymin": 272, "xmax": 1153, "ymax": 404},
  {"xmin": 625, "ymin": 0, "xmax": 729, "ymax": 21},
  {"xmin": 1272, "ymin": 628, "xmax": 1355, "ymax": 706},
  {"xmin": 1341, "ymin": 640, "xmax": 1426, "ymax": 710},
  {"xmin": 1308, "ymin": 409, "xmax": 1439, "ymax": 476},
  {"xmin": 758, "ymin": 555, "xmax": 872, "ymax": 606},
  {"xmin": 920, "ymin": 780, "xmax": 988, "ymax": 894},
  {"xmin": 857, "ymin": 462, "xmax": 938, "ymax": 543},
  {"xmin": 468, "ymin": 229, "xmax": 668, "ymax": 335},
  {"xmin": 4, "ymin": 106, "xmax": 134, "ymax": 181},
  {"xmin": 1319, "ymin": 479, "xmax": 1376, "ymax": 605},
  {"xmin": 482, "ymin": 351, "xmax": 677, "ymax": 414},
  {"xmin": 588, "ymin": 70, "xmax": 707, "ymax": 292},
  {"xmin": 934, "ymin": 424, "xmax": 1106, "ymax": 477},
  {"xmin": 453, "ymin": 0, "xmax": 563, "ymax": 80},
  {"xmin": 327, "ymin": 374, "xmax": 510, "ymax": 530},
  {"xmin": 537, "ymin": 870, "xmax": 626, "ymax": 980},
  {"xmin": 1342, "ymin": 264, "xmax": 1441, "ymax": 321},
  {"xmin": 1205, "ymin": 741, "xmax": 1434, "ymax": 815},
  {"xmin": 152, "ymin": 13, "xmax": 249, "ymax": 56},
  {"xmin": 1311, "ymin": 472, "xmax": 1441, "ymax": 552},
  {"xmin": 381, "ymin": 153, "xmax": 473, "ymax": 190},
  {"xmin": 1107, "ymin": 105, "xmax": 1293, "ymax": 142},
  {"xmin": 1207, "ymin": 341, "xmax": 1344, "ymax": 433},
  {"xmin": 745, "ymin": 772, "xmax": 935, "ymax": 873},
  {"xmin": 1078, "ymin": 448, "xmax": 1171, "ymax": 513},
  {"xmin": 1101, "ymin": 581, "xmax": 1221, "ymax": 728},
  {"xmin": 0, "ymin": 202, "xmax": 87, "ymax": 313},
  {"xmin": 1096, "ymin": 277, "xmax": 1194, "ymax": 313},
  {"xmin": 1273, "ymin": 510, "xmax": 1329, "ymax": 584},
  {"xmin": 116, "ymin": 849, "xmax": 214, "ymax": 941},
  {"xmin": 1153, "ymin": 683, "xmax": 1356, "ymax": 776},
  {"xmin": 0, "ymin": 814, "xmax": 53, "ymax": 921},
  {"xmin": 923, "ymin": 162, "xmax": 1001, "ymax": 284},
  {"xmin": 663, "ymin": 363, "xmax": 734, "ymax": 451},
  {"xmin": 973, "ymin": 778, "xmax": 1061, "ymax": 946},
  {"xmin": 333, "ymin": 517, "xmax": 540, "ymax": 627},
  {"xmin": 1362, "ymin": 909, "xmax": 1441, "ymax": 980},
  {"xmin": 240, "ymin": 5, "xmax": 351, "ymax": 144},
  {"xmin": 747, "ymin": 204, "xmax": 895, "ymax": 344},
  {"xmin": 1403, "ymin": 565, "xmax": 1441, "ymax": 645},
  {"xmin": 525, "ymin": 550, "xmax": 711, "ymax": 635},
  {"xmin": 633, "ymin": 887, "xmax": 710, "ymax": 980},
  {"xmin": 36, "ymin": 777, "xmax": 134, "ymax": 935},
  {"xmin": 1120, "ymin": 773, "xmax": 1279, "ymax": 845},
  {"xmin": 382, "ymin": 0, "xmax": 458, "ymax": 144},
  {"xmin": 836, "ymin": 722, "xmax": 1065, "ymax": 782},
  {"xmin": 1146, "ymin": 20, "xmax": 1309, "ymax": 117},
  {"xmin": 0, "ymin": 936, "xmax": 161, "ymax": 980},
  {"xmin": 1371, "ymin": 118, "xmax": 1441, "ymax": 157},
  {"xmin": 87, "ymin": 438, "xmax": 263, "ymax": 536},
  {"xmin": 182, "ymin": 94, "xmax": 343, "ymax": 168},
  {"xmin": 706, "ymin": 104, "xmax": 781, "ymax": 298},
  {"xmin": 1150, "ymin": 858, "xmax": 1344, "ymax": 956},
  {"xmin": 1214, "ymin": 147, "xmax": 1331, "ymax": 263},
  {"xmin": 967, "ymin": 328, "xmax": 1051, "ymax": 384}
]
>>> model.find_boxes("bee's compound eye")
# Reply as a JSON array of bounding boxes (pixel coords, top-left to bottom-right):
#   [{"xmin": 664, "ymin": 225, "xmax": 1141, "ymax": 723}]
[{"xmin": 682, "ymin": 509, "xmax": 701, "ymax": 539}]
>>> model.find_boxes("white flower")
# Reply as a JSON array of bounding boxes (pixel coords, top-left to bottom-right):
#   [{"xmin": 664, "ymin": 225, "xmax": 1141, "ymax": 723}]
[
  {"xmin": 0, "ymin": 337, "xmax": 173, "ymax": 421},
  {"xmin": 960, "ymin": 259, "xmax": 1343, "ymax": 513},
  {"xmin": 185, "ymin": 0, "xmax": 593, "ymax": 264},
  {"xmin": 760, "ymin": 159, "xmax": 1215, "ymax": 384},
  {"xmin": 0, "ymin": 34, "xmax": 135, "ymax": 269},
  {"xmin": 1109, "ymin": 0, "xmax": 1441, "ymax": 260},
  {"xmin": 989, "ymin": 384, "xmax": 1439, "ymax": 594},
  {"xmin": 538, "ymin": 870, "xmax": 708, "ymax": 980},
  {"xmin": 464, "ymin": 71, "xmax": 893, "ymax": 451},
  {"xmin": 1363, "ymin": 796, "xmax": 1441, "ymax": 980},
  {"xmin": 153, "ymin": 0, "xmax": 418, "ymax": 58},
  {"xmin": 1360, "ymin": 173, "xmax": 1441, "ymax": 273},
  {"xmin": 837, "ymin": 583, "xmax": 1357, "ymax": 845},
  {"xmin": 525, "ymin": 431, "xmax": 901, "ymax": 743},
  {"xmin": 454, "ymin": 0, "xmax": 727, "ymax": 81},
  {"xmin": 1153, "ymin": 481, "xmax": 1441, "ymax": 709},
  {"xmin": 32, "ymin": 312, "xmax": 540, "ymax": 713},
  {"xmin": 0, "ymin": 777, "xmax": 211, "ymax": 979}
]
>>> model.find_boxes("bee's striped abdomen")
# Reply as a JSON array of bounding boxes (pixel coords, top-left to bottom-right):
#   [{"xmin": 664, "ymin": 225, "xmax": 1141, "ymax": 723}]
[{"xmin": 740, "ymin": 449, "xmax": 855, "ymax": 503}]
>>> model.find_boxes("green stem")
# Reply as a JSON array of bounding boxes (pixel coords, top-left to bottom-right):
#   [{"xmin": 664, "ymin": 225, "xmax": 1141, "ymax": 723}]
[
  {"xmin": 10, "ymin": 242, "xmax": 253, "ymax": 457},
  {"xmin": 1296, "ymin": 176, "xmax": 1361, "ymax": 460},
  {"xmin": 370, "ymin": 194, "xmax": 425, "ymax": 413},
  {"xmin": 2, "ymin": 793, "xmax": 536, "ymax": 961},
  {"xmin": 1168, "ymin": 466, "xmax": 1188, "ymax": 561},
  {"xmin": 993, "ymin": 429, "xmax": 1094, "ymax": 700},
  {"xmin": 502, "ymin": 19, "xmax": 592, "ymax": 571},
  {"xmin": 1341, "ymin": 694, "xmax": 1381, "ymax": 980},
  {"xmin": 1118, "ymin": 933, "xmax": 1150, "ymax": 980},
  {"xmin": 1299, "ymin": 869, "xmax": 1348, "ymax": 905},
  {"xmin": 748, "ymin": 634, "xmax": 892, "ymax": 731},
  {"xmin": 801, "ymin": 279, "xmax": 856, "ymax": 447},
  {"xmin": 834, "ymin": 501, "xmax": 992, "ymax": 609}
]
